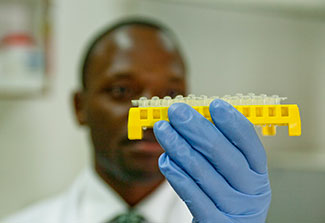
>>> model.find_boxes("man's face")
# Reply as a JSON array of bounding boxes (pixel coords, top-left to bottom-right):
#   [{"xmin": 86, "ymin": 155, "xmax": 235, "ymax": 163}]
[{"xmin": 75, "ymin": 26, "xmax": 187, "ymax": 182}]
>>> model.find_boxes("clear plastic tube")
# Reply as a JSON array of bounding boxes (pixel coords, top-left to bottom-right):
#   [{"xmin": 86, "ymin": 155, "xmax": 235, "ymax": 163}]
[{"xmin": 133, "ymin": 94, "xmax": 287, "ymax": 107}]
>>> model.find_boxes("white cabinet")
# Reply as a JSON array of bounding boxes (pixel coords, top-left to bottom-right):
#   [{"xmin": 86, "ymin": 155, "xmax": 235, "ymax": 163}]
[{"xmin": 0, "ymin": 0, "xmax": 52, "ymax": 97}]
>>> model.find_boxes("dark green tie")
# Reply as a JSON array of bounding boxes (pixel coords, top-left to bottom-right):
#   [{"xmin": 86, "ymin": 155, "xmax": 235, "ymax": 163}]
[{"xmin": 108, "ymin": 211, "xmax": 148, "ymax": 223}]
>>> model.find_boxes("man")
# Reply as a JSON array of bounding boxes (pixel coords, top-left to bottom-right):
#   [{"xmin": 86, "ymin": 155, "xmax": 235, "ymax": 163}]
[{"xmin": 2, "ymin": 19, "xmax": 271, "ymax": 223}]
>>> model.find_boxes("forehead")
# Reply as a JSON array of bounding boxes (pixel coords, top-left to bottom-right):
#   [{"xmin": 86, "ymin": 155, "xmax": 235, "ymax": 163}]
[
  {"xmin": 111, "ymin": 25, "xmax": 176, "ymax": 52},
  {"xmin": 84, "ymin": 25, "xmax": 186, "ymax": 85}
]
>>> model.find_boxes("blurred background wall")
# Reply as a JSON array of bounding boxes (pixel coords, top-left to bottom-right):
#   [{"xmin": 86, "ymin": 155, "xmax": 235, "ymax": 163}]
[{"xmin": 0, "ymin": 0, "xmax": 324, "ymax": 222}]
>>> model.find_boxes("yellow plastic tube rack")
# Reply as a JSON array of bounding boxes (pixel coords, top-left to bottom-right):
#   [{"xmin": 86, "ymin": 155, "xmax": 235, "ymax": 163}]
[{"xmin": 128, "ymin": 95, "xmax": 301, "ymax": 140}]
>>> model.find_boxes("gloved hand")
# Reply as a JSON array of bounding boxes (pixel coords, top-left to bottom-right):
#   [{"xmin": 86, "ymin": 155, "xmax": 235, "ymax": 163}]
[{"xmin": 153, "ymin": 99, "xmax": 271, "ymax": 223}]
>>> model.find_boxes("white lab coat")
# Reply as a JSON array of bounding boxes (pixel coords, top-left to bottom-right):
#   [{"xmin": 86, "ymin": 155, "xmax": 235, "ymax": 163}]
[{"xmin": 1, "ymin": 167, "xmax": 192, "ymax": 223}]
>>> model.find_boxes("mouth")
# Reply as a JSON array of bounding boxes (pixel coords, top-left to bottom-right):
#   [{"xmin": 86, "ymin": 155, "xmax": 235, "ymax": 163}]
[
  {"xmin": 121, "ymin": 129, "xmax": 164, "ymax": 156},
  {"xmin": 132, "ymin": 140, "xmax": 163, "ymax": 154}
]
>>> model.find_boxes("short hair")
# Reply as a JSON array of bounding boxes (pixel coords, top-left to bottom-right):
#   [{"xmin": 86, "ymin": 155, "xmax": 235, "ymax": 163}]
[{"xmin": 80, "ymin": 18, "xmax": 186, "ymax": 89}]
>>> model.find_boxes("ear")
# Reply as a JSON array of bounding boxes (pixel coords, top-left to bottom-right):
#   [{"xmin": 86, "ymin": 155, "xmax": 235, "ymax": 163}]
[{"xmin": 73, "ymin": 91, "xmax": 87, "ymax": 125}]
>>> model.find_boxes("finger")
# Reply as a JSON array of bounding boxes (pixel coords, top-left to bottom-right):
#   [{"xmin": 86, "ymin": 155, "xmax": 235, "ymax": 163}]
[
  {"xmin": 154, "ymin": 120, "xmax": 270, "ymax": 215},
  {"xmin": 210, "ymin": 99, "xmax": 267, "ymax": 174},
  {"xmin": 158, "ymin": 153, "xmax": 230, "ymax": 223},
  {"xmin": 167, "ymin": 103, "xmax": 268, "ymax": 195}
]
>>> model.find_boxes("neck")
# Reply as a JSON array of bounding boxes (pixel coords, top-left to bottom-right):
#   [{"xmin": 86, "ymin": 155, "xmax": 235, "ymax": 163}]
[{"xmin": 95, "ymin": 162, "xmax": 165, "ymax": 207}]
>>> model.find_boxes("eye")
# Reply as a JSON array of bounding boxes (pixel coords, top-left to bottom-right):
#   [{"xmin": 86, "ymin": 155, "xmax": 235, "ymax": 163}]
[{"xmin": 105, "ymin": 85, "xmax": 136, "ymax": 101}]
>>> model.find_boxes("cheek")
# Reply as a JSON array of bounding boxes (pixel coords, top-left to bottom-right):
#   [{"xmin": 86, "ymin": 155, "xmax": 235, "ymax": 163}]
[{"xmin": 87, "ymin": 96, "xmax": 130, "ymax": 139}]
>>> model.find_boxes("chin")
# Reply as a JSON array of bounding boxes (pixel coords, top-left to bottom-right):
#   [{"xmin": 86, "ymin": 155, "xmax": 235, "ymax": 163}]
[
  {"xmin": 95, "ymin": 145, "xmax": 164, "ymax": 183},
  {"xmin": 126, "ymin": 169, "xmax": 164, "ymax": 183}
]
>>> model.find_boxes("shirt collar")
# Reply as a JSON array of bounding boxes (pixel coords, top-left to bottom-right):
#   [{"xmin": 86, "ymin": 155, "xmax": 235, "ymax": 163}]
[
  {"xmin": 77, "ymin": 166, "xmax": 177, "ymax": 223},
  {"xmin": 135, "ymin": 179, "xmax": 176, "ymax": 223}
]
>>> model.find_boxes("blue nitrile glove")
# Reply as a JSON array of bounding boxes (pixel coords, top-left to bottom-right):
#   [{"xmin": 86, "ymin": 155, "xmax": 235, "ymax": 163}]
[{"xmin": 153, "ymin": 99, "xmax": 271, "ymax": 223}]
